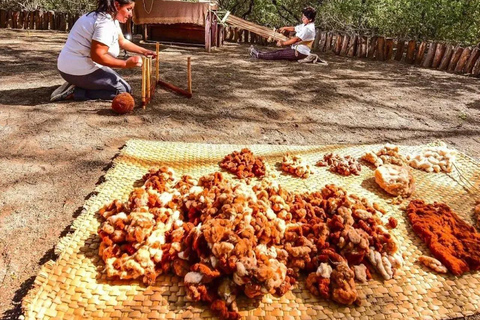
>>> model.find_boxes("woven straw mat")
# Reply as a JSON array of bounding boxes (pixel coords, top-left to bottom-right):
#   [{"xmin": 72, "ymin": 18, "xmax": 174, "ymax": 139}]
[{"xmin": 23, "ymin": 140, "xmax": 480, "ymax": 320}]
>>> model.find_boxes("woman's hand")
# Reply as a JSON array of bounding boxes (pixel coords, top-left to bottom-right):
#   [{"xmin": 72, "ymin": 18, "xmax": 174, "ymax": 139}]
[
  {"xmin": 143, "ymin": 50, "xmax": 157, "ymax": 59},
  {"xmin": 125, "ymin": 56, "xmax": 143, "ymax": 68},
  {"xmin": 276, "ymin": 40, "xmax": 284, "ymax": 47}
]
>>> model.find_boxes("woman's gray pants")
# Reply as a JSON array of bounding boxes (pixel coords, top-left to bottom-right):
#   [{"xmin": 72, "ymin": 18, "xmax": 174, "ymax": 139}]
[{"xmin": 59, "ymin": 67, "xmax": 131, "ymax": 101}]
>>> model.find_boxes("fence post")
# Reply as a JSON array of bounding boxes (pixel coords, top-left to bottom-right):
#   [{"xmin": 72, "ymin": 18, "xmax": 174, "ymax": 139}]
[
  {"xmin": 422, "ymin": 42, "xmax": 437, "ymax": 68},
  {"xmin": 455, "ymin": 47, "xmax": 471, "ymax": 73},
  {"xmin": 438, "ymin": 45, "xmax": 454, "ymax": 70},
  {"xmin": 448, "ymin": 46, "xmax": 464, "ymax": 72},
  {"xmin": 432, "ymin": 43, "xmax": 446, "ymax": 69},
  {"xmin": 464, "ymin": 47, "xmax": 480, "ymax": 74}
]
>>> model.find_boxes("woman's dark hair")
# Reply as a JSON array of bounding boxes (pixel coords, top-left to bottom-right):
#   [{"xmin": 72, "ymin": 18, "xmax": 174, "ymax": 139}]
[
  {"xmin": 95, "ymin": 0, "xmax": 134, "ymax": 15},
  {"xmin": 302, "ymin": 6, "xmax": 316, "ymax": 22}
]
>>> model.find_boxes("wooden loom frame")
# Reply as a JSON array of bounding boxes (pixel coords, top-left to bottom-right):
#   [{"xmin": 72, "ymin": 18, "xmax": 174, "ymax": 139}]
[{"xmin": 141, "ymin": 42, "xmax": 193, "ymax": 109}]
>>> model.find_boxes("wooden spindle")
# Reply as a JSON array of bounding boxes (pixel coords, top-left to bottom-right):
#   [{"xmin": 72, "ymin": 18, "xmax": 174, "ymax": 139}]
[{"xmin": 187, "ymin": 57, "xmax": 192, "ymax": 95}]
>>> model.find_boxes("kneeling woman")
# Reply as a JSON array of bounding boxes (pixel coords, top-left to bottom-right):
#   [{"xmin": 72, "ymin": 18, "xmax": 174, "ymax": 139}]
[
  {"xmin": 249, "ymin": 6, "xmax": 316, "ymax": 61},
  {"xmin": 51, "ymin": 0, "xmax": 155, "ymax": 101}
]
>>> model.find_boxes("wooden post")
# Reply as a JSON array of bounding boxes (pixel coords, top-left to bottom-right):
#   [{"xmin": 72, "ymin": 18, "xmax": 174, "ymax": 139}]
[
  {"xmin": 0, "ymin": 9, "xmax": 7, "ymax": 28},
  {"xmin": 29, "ymin": 11, "xmax": 35, "ymax": 30},
  {"xmin": 48, "ymin": 11, "xmax": 54, "ymax": 30},
  {"xmin": 472, "ymin": 57, "xmax": 480, "ymax": 76},
  {"xmin": 367, "ymin": 36, "xmax": 377, "ymax": 59},
  {"xmin": 218, "ymin": 24, "xmax": 224, "ymax": 47},
  {"xmin": 464, "ymin": 47, "xmax": 480, "ymax": 74},
  {"xmin": 205, "ymin": 11, "xmax": 212, "ymax": 52},
  {"xmin": 406, "ymin": 41, "xmax": 417, "ymax": 64},
  {"xmin": 422, "ymin": 42, "xmax": 437, "ymax": 68},
  {"xmin": 448, "ymin": 46, "xmax": 464, "ymax": 72},
  {"xmin": 142, "ymin": 56, "xmax": 146, "ymax": 108},
  {"xmin": 36, "ymin": 10, "xmax": 44, "ymax": 30},
  {"xmin": 12, "ymin": 11, "xmax": 19, "ymax": 29},
  {"xmin": 394, "ymin": 40, "xmax": 405, "ymax": 61},
  {"xmin": 334, "ymin": 34, "xmax": 343, "ymax": 55},
  {"xmin": 6, "ymin": 10, "xmax": 12, "ymax": 28},
  {"xmin": 376, "ymin": 36, "xmax": 385, "ymax": 61},
  {"xmin": 414, "ymin": 42, "xmax": 427, "ymax": 65},
  {"xmin": 187, "ymin": 57, "xmax": 192, "ymax": 95},
  {"xmin": 340, "ymin": 34, "xmax": 350, "ymax": 56},
  {"xmin": 155, "ymin": 42, "xmax": 159, "ymax": 83},
  {"xmin": 432, "ymin": 43, "xmax": 446, "ymax": 68},
  {"xmin": 385, "ymin": 38, "xmax": 394, "ymax": 60},
  {"xmin": 326, "ymin": 32, "xmax": 333, "ymax": 51},
  {"xmin": 454, "ymin": 47, "xmax": 471, "ymax": 73},
  {"xmin": 317, "ymin": 31, "xmax": 326, "ymax": 52},
  {"xmin": 347, "ymin": 35, "xmax": 358, "ymax": 57},
  {"xmin": 438, "ymin": 45, "xmax": 454, "ymax": 70}
]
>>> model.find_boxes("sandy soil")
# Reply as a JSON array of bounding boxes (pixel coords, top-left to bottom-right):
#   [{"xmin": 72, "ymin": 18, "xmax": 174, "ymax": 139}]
[{"xmin": 1, "ymin": 29, "xmax": 480, "ymax": 319}]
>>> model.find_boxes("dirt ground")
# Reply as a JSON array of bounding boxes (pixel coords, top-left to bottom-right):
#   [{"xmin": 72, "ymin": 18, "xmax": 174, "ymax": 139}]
[{"xmin": 1, "ymin": 29, "xmax": 480, "ymax": 319}]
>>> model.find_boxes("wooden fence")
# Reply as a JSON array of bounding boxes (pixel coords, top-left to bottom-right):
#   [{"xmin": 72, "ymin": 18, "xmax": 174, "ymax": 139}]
[
  {"xmin": 0, "ymin": 9, "xmax": 80, "ymax": 31},
  {"xmin": 2, "ymin": 9, "xmax": 479, "ymax": 76},
  {"xmin": 223, "ymin": 26, "xmax": 480, "ymax": 77}
]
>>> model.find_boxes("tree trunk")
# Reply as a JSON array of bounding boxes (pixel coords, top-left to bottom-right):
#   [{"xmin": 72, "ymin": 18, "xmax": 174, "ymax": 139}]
[
  {"xmin": 376, "ymin": 36, "xmax": 385, "ymax": 61},
  {"xmin": 438, "ymin": 45, "xmax": 454, "ymax": 70},
  {"xmin": 367, "ymin": 36, "xmax": 377, "ymax": 59},
  {"xmin": 454, "ymin": 47, "xmax": 471, "ymax": 73},
  {"xmin": 422, "ymin": 42, "xmax": 437, "ymax": 68},
  {"xmin": 394, "ymin": 40, "xmax": 405, "ymax": 61},
  {"xmin": 29, "ymin": 11, "xmax": 35, "ymax": 30},
  {"xmin": 340, "ymin": 34, "xmax": 350, "ymax": 56},
  {"xmin": 415, "ymin": 42, "xmax": 427, "ymax": 65},
  {"xmin": 347, "ymin": 35, "xmax": 357, "ymax": 57},
  {"xmin": 432, "ymin": 43, "xmax": 445, "ymax": 68},
  {"xmin": 448, "ymin": 46, "xmax": 464, "ymax": 72},
  {"xmin": 464, "ymin": 47, "xmax": 480, "ymax": 74},
  {"xmin": 334, "ymin": 34, "xmax": 343, "ymax": 55}
]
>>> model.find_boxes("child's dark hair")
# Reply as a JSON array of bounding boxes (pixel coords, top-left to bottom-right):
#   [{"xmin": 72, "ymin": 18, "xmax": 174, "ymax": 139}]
[
  {"xmin": 302, "ymin": 6, "xmax": 316, "ymax": 22},
  {"xmin": 95, "ymin": 0, "xmax": 134, "ymax": 15}
]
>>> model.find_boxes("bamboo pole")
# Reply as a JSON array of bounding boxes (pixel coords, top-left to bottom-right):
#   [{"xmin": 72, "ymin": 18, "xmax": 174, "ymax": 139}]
[{"xmin": 187, "ymin": 57, "xmax": 192, "ymax": 95}]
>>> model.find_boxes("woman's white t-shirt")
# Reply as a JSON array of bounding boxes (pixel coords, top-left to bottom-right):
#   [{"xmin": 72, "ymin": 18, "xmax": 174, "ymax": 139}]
[
  {"xmin": 57, "ymin": 12, "xmax": 122, "ymax": 76},
  {"xmin": 292, "ymin": 22, "xmax": 315, "ymax": 56}
]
